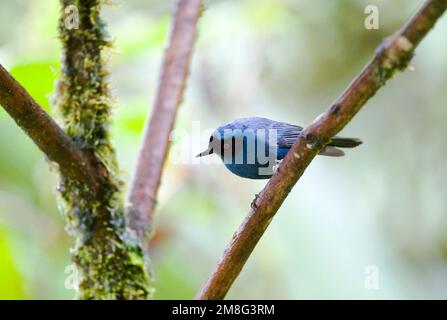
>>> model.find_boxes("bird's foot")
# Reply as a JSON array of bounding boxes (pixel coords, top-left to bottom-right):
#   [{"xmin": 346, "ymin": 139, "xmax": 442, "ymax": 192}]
[
  {"xmin": 251, "ymin": 193, "xmax": 260, "ymax": 210},
  {"xmin": 272, "ymin": 159, "xmax": 283, "ymax": 174}
]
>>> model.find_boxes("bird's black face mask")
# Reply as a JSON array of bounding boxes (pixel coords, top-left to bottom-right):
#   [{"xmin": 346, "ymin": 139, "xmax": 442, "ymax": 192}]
[{"xmin": 196, "ymin": 135, "xmax": 215, "ymax": 158}]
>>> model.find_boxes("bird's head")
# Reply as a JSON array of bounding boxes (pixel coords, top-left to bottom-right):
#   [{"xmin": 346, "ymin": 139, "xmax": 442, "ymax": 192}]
[
  {"xmin": 196, "ymin": 130, "xmax": 222, "ymax": 158},
  {"xmin": 196, "ymin": 127, "xmax": 241, "ymax": 158}
]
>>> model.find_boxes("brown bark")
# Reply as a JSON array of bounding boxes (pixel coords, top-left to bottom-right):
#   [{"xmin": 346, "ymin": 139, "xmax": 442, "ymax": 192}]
[
  {"xmin": 0, "ymin": 64, "xmax": 102, "ymax": 193},
  {"xmin": 195, "ymin": 0, "xmax": 447, "ymax": 300},
  {"xmin": 128, "ymin": 0, "xmax": 203, "ymax": 241}
]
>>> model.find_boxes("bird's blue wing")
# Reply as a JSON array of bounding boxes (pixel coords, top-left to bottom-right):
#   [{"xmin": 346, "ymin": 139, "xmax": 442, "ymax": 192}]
[{"xmin": 273, "ymin": 123, "xmax": 303, "ymax": 148}]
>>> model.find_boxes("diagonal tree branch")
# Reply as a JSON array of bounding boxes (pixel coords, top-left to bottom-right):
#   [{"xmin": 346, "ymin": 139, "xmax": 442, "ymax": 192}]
[
  {"xmin": 128, "ymin": 0, "xmax": 202, "ymax": 241},
  {"xmin": 195, "ymin": 0, "xmax": 447, "ymax": 300},
  {"xmin": 0, "ymin": 64, "xmax": 102, "ymax": 193}
]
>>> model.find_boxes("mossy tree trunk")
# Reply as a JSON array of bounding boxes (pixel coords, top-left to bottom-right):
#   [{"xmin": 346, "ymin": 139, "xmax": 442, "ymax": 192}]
[
  {"xmin": 0, "ymin": 0, "xmax": 201, "ymax": 299},
  {"xmin": 55, "ymin": 0, "xmax": 152, "ymax": 299}
]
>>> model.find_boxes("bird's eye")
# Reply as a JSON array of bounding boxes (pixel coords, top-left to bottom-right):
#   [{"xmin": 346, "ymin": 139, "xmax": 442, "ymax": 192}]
[{"xmin": 209, "ymin": 136, "xmax": 214, "ymax": 143}]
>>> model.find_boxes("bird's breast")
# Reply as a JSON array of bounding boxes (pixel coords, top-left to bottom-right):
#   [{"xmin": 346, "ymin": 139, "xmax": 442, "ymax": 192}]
[{"xmin": 219, "ymin": 135, "xmax": 281, "ymax": 179}]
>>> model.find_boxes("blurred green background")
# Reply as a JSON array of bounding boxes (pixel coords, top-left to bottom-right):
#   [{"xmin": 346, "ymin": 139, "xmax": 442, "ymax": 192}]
[{"xmin": 0, "ymin": 0, "xmax": 446, "ymax": 299}]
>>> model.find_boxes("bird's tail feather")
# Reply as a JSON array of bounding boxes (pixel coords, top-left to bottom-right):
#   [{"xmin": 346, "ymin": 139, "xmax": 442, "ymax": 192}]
[
  {"xmin": 319, "ymin": 137, "xmax": 362, "ymax": 157},
  {"xmin": 319, "ymin": 146, "xmax": 345, "ymax": 157},
  {"xmin": 329, "ymin": 137, "xmax": 362, "ymax": 148}
]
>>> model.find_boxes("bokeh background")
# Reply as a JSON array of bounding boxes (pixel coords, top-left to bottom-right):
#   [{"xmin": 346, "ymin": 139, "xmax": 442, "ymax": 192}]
[{"xmin": 0, "ymin": 0, "xmax": 446, "ymax": 299}]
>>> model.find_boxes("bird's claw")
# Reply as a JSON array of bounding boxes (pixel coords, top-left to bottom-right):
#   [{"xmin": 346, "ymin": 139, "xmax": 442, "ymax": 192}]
[
  {"xmin": 251, "ymin": 193, "xmax": 260, "ymax": 210},
  {"xmin": 272, "ymin": 159, "xmax": 282, "ymax": 174}
]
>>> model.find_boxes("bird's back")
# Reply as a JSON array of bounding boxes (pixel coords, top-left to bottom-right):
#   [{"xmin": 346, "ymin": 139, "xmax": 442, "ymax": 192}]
[
  {"xmin": 213, "ymin": 117, "xmax": 361, "ymax": 179},
  {"xmin": 218, "ymin": 117, "xmax": 302, "ymax": 133},
  {"xmin": 216, "ymin": 117, "xmax": 302, "ymax": 179}
]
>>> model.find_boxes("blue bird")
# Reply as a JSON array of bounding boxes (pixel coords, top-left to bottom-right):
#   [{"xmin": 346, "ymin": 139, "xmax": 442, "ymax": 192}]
[{"xmin": 196, "ymin": 117, "xmax": 362, "ymax": 179}]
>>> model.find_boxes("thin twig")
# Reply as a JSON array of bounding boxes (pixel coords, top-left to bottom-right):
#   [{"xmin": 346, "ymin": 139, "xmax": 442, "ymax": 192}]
[
  {"xmin": 0, "ymin": 64, "xmax": 102, "ymax": 193},
  {"xmin": 128, "ymin": 0, "xmax": 202, "ymax": 241},
  {"xmin": 195, "ymin": 0, "xmax": 447, "ymax": 300}
]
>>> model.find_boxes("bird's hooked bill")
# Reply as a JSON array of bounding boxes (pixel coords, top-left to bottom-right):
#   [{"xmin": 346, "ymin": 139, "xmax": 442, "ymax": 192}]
[{"xmin": 196, "ymin": 147, "xmax": 213, "ymax": 158}]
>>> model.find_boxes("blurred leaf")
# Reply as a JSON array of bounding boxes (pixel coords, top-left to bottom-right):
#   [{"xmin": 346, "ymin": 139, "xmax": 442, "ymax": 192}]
[
  {"xmin": 248, "ymin": 0, "xmax": 288, "ymax": 27},
  {"xmin": 0, "ymin": 226, "xmax": 26, "ymax": 299},
  {"xmin": 115, "ymin": 107, "xmax": 147, "ymax": 134},
  {"xmin": 113, "ymin": 16, "xmax": 169, "ymax": 57},
  {"xmin": 9, "ymin": 62, "xmax": 59, "ymax": 112},
  {"xmin": 153, "ymin": 252, "xmax": 197, "ymax": 299}
]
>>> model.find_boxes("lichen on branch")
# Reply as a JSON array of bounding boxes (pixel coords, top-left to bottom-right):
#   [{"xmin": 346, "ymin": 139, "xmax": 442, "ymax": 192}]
[{"xmin": 55, "ymin": 0, "xmax": 152, "ymax": 299}]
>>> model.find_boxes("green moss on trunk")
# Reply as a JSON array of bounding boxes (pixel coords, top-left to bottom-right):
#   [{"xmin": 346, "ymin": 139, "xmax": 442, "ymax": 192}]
[{"xmin": 55, "ymin": 0, "xmax": 152, "ymax": 299}]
